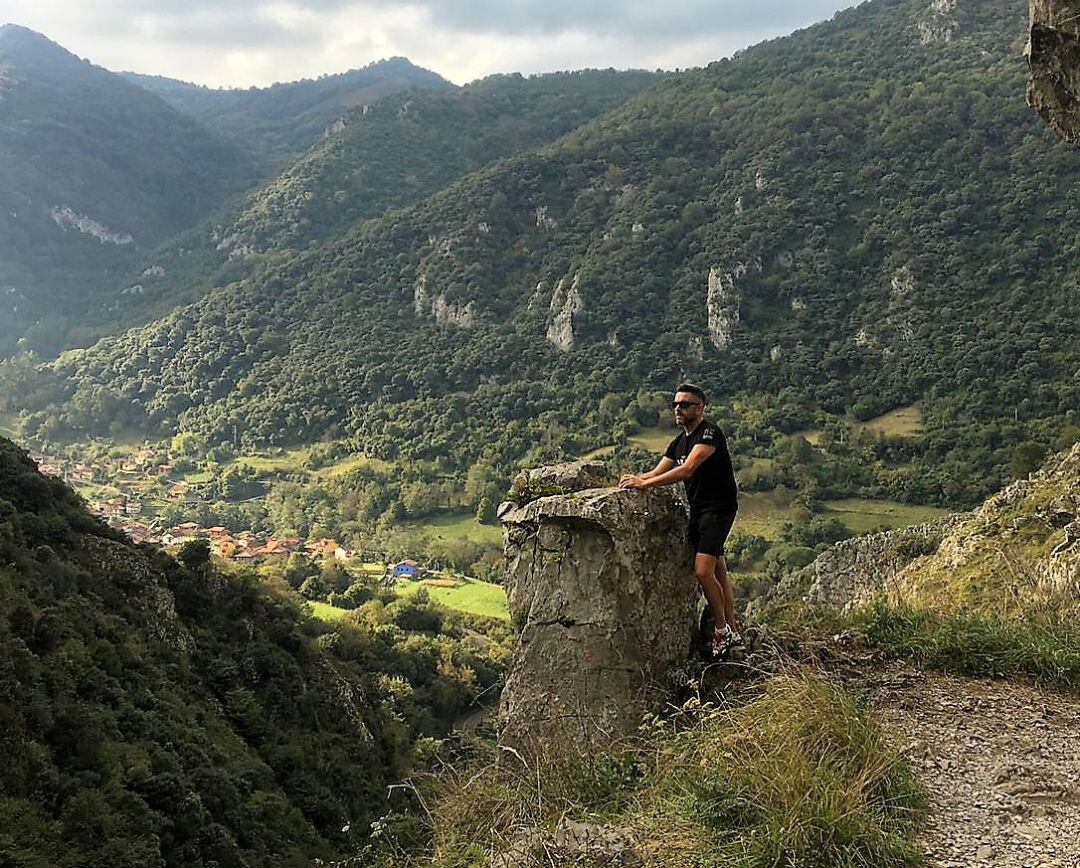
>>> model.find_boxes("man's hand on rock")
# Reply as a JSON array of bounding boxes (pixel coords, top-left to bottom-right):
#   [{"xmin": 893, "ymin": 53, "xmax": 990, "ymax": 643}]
[{"xmin": 618, "ymin": 475, "xmax": 648, "ymax": 490}]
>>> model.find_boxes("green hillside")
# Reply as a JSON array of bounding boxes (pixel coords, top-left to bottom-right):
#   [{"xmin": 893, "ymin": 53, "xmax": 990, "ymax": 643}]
[
  {"xmin": 0, "ymin": 436, "xmax": 503, "ymax": 865},
  {"xmin": 0, "ymin": 25, "xmax": 260, "ymax": 359},
  {"xmin": 124, "ymin": 57, "xmax": 454, "ymax": 164},
  {"xmin": 95, "ymin": 69, "xmax": 660, "ymax": 328},
  {"xmin": 11, "ymin": 0, "xmax": 1080, "ymax": 506}
]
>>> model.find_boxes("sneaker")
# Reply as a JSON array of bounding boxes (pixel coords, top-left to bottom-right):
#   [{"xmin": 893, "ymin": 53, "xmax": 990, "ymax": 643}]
[{"xmin": 711, "ymin": 626, "xmax": 733, "ymax": 657}]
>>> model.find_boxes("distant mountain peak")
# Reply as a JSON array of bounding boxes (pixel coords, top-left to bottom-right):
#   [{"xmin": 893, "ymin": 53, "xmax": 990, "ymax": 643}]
[
  {"xmin": 0, "ymin": 23, "xmax": 86, "ymax": 70},
  {"xmin": 1, "ymin": 23, "xmax": 61, "ymax": 47}
]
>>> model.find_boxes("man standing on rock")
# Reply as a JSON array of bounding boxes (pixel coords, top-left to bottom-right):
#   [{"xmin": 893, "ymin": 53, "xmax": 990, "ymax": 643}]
[{"xmin": 618, "ymin": 383, "xmax": 741, "ymax": 656}]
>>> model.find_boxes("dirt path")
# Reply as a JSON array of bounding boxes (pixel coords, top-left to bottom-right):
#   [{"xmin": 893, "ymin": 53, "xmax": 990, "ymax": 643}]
[{"xmin": 863, "ymin": 665, "xmax": 1080, "ymax": 868}]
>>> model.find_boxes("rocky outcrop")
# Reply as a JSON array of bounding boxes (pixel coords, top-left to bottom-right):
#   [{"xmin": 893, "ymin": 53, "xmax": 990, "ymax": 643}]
[
  {"xmin": 918, "ymin": 0, "xmax": 959, "ymax": 46},
  {"xmin": 493, "ymin": 820, "xmax": 643, "ymax": 868},
  {"xmin": 413, "ymin": 275, "xmax": 476, "ymax": 327},
  {"xmin": 505, "ymin": 460, "xmax": 609, "ymax": 505},
  {"xmin": 1027, "ymin": 0, "xmax": 1080, "ymax": 142},
  {"xmin": 49, "ymin": 206, "xmax": 133, "ymax": 245},
  {"xmin": 82, "ymin": 535, "xmax": 194, "ymax": 652},
  {"xmin": 770, "ymin": 443, "xmax": 1080, "ymax": 618},
  {"xmin": 535, "ymin": 205, "xmax": 558, "ymax": 230},
  {"xmin": 706, "ymin": 265, "xmax": 742, "ymax": 351},
  {"xmin": 772, "ymin": 513, "xmax": 968, "ymax": 611},
  {"xmin": 498, "ymin": 462, "xmax": 697, "ymax": 752},
  {"xmin": 547, "ymin": 275, "xmax": 584, "ymax": 351},
  {"xmin": 889, "ymin": 442, "xmax": 1080, "ymax": 615}
]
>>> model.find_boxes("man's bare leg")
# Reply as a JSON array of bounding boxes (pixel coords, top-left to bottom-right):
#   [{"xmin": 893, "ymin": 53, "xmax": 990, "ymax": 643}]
[
  {"xmin": 693, "ymin": 553, "xmax": 726, "ymax": 629},
  {"xmin": 714, "ymin": 556, "xmax": 739, "ymax": 634}
]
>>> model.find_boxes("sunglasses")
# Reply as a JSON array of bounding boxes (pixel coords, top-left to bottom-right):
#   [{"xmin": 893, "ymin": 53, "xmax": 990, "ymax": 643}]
[{"xmin": 672, "ymin": 401, "xmax": 702, "ymax": 410}]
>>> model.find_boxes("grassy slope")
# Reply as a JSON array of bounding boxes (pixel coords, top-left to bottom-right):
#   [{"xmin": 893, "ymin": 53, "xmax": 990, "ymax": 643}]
[
  {"xmin": 312, "ymin": 575, "xmax": 509, "ymax": 622},
  {"xmin": 889, "ymin": 443, "xmax": 1080, "ymax": 620},
  {"xmin": 401, "ymin": 511, "xmax": 503, "ymax": 545},
  {"xmin": 410, "ymin": 672, "xmax": 924, "ymax": 867},
  {"xmin": 763, "ymin": 446, "xmax": 1080, "ymax": 690}
]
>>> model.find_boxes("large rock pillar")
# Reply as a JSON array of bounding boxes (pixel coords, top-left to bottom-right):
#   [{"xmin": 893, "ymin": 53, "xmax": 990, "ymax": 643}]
[
  {"xmin": 1028, "ymin": 0, "xmax": 1080, "ymax": 142},
  {"xmin": 497, "ymin": 462, "xmax": 697, "ymax": 752}
]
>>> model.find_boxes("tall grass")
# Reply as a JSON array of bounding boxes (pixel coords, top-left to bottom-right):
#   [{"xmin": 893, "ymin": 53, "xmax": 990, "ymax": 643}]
[
  {"xmin": 387, "ymin": 671, "xmax": 924, "ymax": 867},
  {"xmin": 761, "ymin": 599, "xmax": 1080, "ymax": 691},
  {"xmin": 852, "ymin": 602, "xmax": 1080, "ymax": 689}
]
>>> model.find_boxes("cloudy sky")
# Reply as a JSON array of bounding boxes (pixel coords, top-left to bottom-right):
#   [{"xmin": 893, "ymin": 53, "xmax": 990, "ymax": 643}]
[{"xmin": 1, "ymin": 0, "xmax": 855, "ymax": 87}]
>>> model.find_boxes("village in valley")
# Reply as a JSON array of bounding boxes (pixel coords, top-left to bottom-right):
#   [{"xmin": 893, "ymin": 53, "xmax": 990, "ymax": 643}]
[{"xmin": 27, "ymin": 444, "xmax": 424, "ymax": 576}]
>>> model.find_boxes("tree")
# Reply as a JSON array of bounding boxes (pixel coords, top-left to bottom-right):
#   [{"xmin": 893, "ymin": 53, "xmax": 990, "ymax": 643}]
[{"xmin": 1009, "ymin": 442, "xmax": 1048, "ymax": 480}]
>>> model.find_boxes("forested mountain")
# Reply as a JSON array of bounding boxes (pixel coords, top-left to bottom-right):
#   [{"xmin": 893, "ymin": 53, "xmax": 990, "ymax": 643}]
[
  {"xmin": 0, "ymin": 25, "xmax": 259, "ymax": 358},
  {"xmin": 0, "ymin": 435, "xmax": 500, "ymax": 865},
  {"xmin": 124, "ymin": 58, "xmax": 454, "ymax": 164},
  {"xmin": 10, "ymin": 0, "xmax": 1080, "ymax": 505},
  {"xmin": 102, "ymin": 68, "xmax": 660, "ymax": 324}
]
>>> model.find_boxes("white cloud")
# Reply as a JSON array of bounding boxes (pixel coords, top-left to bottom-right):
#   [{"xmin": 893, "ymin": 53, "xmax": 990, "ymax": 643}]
[{"xmin": 0, "ymin": 0, "xmax": 855, "ymax": 86}]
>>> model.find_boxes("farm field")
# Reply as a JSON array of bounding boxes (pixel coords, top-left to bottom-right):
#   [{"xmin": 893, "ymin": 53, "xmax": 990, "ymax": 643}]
[
  {"xmin": 853, "ymin": 405, "xmax": 924, "ymax": 438},
  {"xmin": 736, "ymin": 490, "xmax": 951, "ymax": 540},
  {"xmin": 627, "ymin": 425, "xmax": 678, "ymax": 453},
  {"xmin": 309, "ymin": 575, "xmax": 509, "ymax": 622},
  {"xmin": 403, "ymin": 510, "xmax": 503, "ymax": 545},
  {"xmin": 231, "ymin": 444, "xmax": 390, "ymax": 478},
  {"xmin": 395, "ymin": 576, "xmax": 509, "ymax": 620},
  {"xmin": 822, "ymin": 497, "xmax": 949, "ymax": 534},
  {"xmin": 787, "ymin": 405, "xmax": 924, "ymax": 446}
]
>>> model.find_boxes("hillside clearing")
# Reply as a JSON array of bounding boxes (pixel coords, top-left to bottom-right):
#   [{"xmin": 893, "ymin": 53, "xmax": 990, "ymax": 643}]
[
  {"xmin": 402, "ymin": 511, "xmax": 503, "ymax": 545},
  {"xmin": 854, "ymin": 405, "xmax": 924, "ymax": 438},
  {"xmin": 736, "ymin": 491, "xmax": 951, "ymax": 540}
]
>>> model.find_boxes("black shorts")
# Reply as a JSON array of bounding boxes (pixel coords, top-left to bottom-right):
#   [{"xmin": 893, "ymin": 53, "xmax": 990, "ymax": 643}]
[{"xmin": 688, "ymin": 509, "xmax": 737, "ymax": 558}]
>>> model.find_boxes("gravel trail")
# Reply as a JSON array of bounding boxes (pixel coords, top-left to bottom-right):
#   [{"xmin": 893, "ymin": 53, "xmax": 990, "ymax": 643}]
[{"xmin": 865, "ymin": 667, "xmax": 1080, "ymax": 868}]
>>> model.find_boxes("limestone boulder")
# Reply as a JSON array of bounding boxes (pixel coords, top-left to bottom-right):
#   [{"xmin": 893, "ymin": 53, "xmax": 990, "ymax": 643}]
[{"xmin": 498, "ymin": 467, "xmax": 696, "ymax": 752}]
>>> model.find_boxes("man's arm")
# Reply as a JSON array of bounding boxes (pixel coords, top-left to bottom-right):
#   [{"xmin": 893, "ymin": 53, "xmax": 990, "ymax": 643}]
[
  {"xmin": 618, "ymin": 445, "xmax": 714, "ymax": 490},
  {"xmin": 619, "ymin": 456, "xmax": 674, "ymax": 488},
  {"xmin": 641, "ymin": 456, "xmax": 676, "ymax": 480}
]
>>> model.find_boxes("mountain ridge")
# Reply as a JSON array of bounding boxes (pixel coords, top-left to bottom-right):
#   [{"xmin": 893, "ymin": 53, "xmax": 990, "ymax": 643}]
[
  {"xmin": 0, "ymin": 24, "xmax": 260, "ymax": 357},
  {"xmin": 124, "ymin": 56, "xmax": 456, "ymax": 163},
  {"xmin": 8, "ymin": 0, "xmax": 1080, "ymax": 507}
]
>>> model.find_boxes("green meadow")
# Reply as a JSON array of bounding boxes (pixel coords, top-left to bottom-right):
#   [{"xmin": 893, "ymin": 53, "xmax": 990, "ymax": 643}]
[
  {"xmin": 403, "ymin": 510, "xmax": 503, "ymax": 545},
  {"xmin": 310, "ymin": 575, "xmax": 509, "ymax": 622}
]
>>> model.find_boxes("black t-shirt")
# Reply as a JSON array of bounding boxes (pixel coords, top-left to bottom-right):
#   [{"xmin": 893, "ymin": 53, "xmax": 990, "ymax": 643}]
[{"xmin": 664, "ymin": 419, "xmax": 738, "ymax": 512}]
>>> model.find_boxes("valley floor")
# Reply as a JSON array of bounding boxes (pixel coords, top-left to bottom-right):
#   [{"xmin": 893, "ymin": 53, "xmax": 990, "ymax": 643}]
[{"xmin": 866, "ymin": 666, "xmax": 1079, "ymax": 868}]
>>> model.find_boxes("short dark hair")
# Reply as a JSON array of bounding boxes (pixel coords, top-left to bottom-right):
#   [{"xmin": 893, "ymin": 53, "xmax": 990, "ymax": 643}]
[{"xmin": 674, "ymin": 383, "xmax": 707, "ymax": 404}]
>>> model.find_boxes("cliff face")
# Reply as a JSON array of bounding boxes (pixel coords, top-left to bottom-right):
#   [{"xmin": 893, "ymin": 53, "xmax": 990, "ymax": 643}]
[
  {"xmin": 1027, "ymin": 0, "xmax": 1080, "ymax": 141},
  {"xmin": 888, "ymin": 443, "xmax": 1080, "ymax": 617},
  {"xmin": 774, "ymin": 514, "xmax": 969, "ymax": 611},
  {"xmin": 770, "ymin": 444, "xmax": 1080, "ymax": 619},
  {"xmin": 498, "ymin": 462, "xmax": 697, "ymax": 752}
]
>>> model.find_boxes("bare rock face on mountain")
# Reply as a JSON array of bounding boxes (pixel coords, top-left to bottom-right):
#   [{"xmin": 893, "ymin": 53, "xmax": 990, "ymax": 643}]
[
  {"xmin": 498, "ymin": 462, "xmax": 697, "ymax": 752},
  {"xmin": 889, "ymin": 442, "xmax": 1080, "ymax": 616},
  {"xmin": 1027, "ymin": 0, "xmax": 1080, "ymax": 142},
  {"xmin": 772, "ymin": 514, "xmax": 969, "ymax": 611}
]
